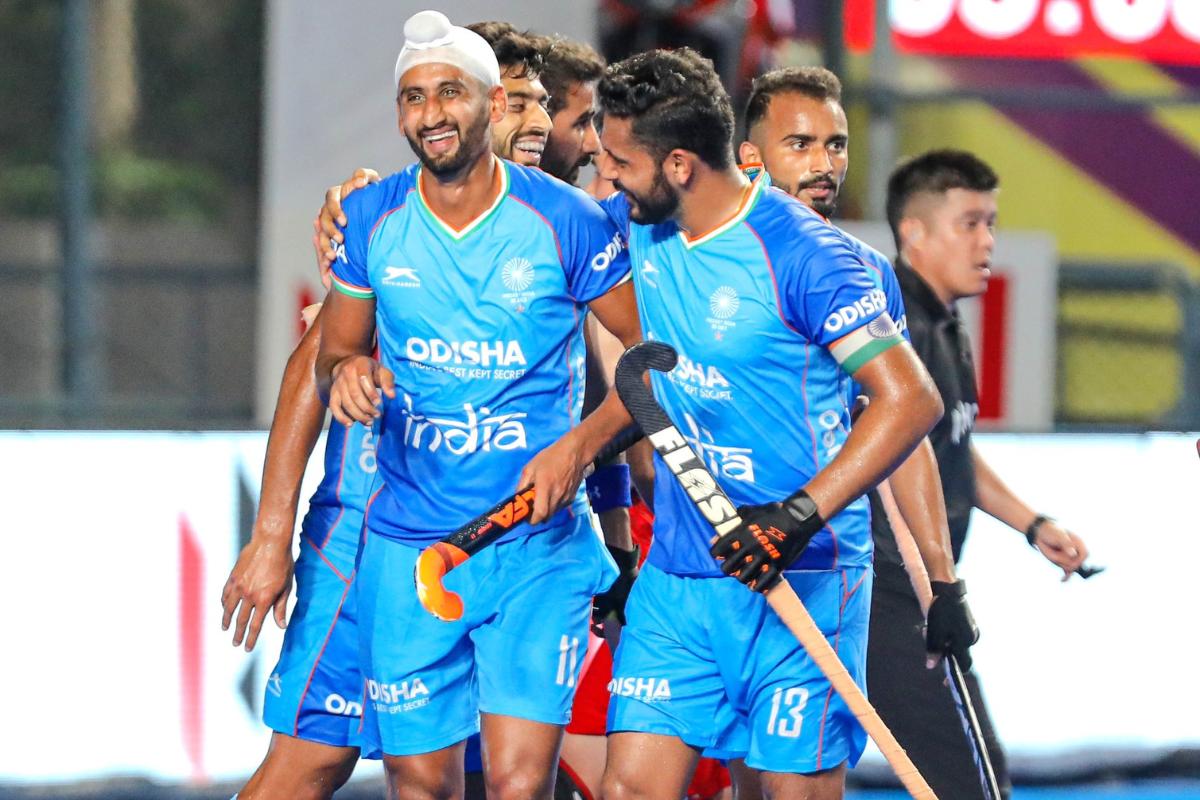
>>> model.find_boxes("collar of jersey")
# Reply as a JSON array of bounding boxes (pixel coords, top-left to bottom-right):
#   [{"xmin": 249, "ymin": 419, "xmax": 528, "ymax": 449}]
[
  {"xmin": 415, "ymin": 156, "xmax": 510, "ymax": 241},
  {"xmin": 677, "ymin": 169, "xmax": 766, "ymax": 250},
  {"xmin": 895, "ymin": 258, "xmax": 954, "ymax": 321}
]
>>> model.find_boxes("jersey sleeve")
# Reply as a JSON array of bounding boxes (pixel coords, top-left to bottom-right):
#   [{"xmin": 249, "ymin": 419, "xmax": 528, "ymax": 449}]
[
  {"xmin": 557, "ymin": 187, "xmax": 632, "ymax": 304},
  {"xmin": 878, "ymin": 259, "xmax": 911, "ymax": 343},
  {"xmin": 779, "ymin": 233, "xmax": 904, "ymax": 376},
  {"xmin": 598, "ymin": 190, "xmax": 632, "ymax": 239},
  {"xmin": 330, "ymin": 189, "xmax": 376, "ymax": 300}
]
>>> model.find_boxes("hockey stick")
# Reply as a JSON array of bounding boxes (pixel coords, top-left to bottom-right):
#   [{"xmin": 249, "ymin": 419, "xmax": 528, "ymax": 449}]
[
  {"xmin": 879, "ymin": 482, "xmax": 1001, "ymax": 800},
  {"xmin": 615, "ymin": 341, "xmax": 937, "ymax": 800},
  {"xmin": 414, "ymin": 424, "xmax": 643, "ymax": 621}
]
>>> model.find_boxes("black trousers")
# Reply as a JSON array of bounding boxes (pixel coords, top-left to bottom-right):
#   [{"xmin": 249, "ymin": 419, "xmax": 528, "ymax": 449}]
[{"xmin": 866, "ymin": 576, "xmax": 1012, "ymax": 800}]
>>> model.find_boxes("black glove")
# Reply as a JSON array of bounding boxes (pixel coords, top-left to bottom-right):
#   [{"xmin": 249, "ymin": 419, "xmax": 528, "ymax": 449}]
[
  {"xmin": 710, "ymin": 490, "xmax": 824, "ymax": 593},
  {"xmin": 592, "ymin": 544, "xmax": 640, "ymax": 630},
  {"xmin": 925, "ymin": 580, "xmax": 980, "ymax": 672}
]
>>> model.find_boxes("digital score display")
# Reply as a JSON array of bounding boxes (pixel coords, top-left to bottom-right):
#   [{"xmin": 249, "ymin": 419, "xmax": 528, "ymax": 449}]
[{"xmin": 845, "ymin": 0, "xmax": 1200, "ymax": 65}]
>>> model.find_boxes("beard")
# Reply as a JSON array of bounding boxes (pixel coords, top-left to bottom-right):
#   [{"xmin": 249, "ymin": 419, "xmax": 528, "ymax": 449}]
[
  {"xmin": 616, "ymin": 165, "xmax": 679, "ymax": 225},
  {"xmin": 793, "ymin": 174, "xmax": 841, "ymax": 218},
  {"xmin": 540, "ymin": 139, "xmax": 588, "ymax": 185},
  {"xmin": 405, "ymin": 108, "xmax": 491, "ymax": 178}
]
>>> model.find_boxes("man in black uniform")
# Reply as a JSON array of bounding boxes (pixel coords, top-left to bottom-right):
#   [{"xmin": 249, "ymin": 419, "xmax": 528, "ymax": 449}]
[{"xmin": 868, "ymin": 150, "xmax": 1091, "ymax": 799}]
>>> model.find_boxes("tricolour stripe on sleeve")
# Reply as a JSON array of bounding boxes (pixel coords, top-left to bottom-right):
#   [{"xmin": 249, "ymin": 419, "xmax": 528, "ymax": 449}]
[
  {"xmin": 331, "ymin": 273, "xmax": 374, "ymax": 299},
  {"xmin": 829, "ymin": 313, "xmax": 903, "ymax": 375}
]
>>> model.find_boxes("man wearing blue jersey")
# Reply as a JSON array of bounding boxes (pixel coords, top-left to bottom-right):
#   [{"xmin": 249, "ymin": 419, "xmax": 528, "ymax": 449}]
[
  {"xmin": 221, "ymin": 262, "xmax": 379, "ymax": 799},
  {"xmin": 314, "ymin": 12, "xmax": 641, "ymax": 800},
  {"xmin": 738, "ymin": 66, "xmax": 989, "ymax": 792},
  {"xmin": 592, "ymin": 49, "xmax": 942, "ymax": 800}
]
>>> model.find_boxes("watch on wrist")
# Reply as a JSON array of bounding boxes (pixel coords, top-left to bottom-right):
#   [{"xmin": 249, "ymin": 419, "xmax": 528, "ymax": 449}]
[{"xmin": 1025, "ymin": 513, "xmax": 1052, "ymax": 547}]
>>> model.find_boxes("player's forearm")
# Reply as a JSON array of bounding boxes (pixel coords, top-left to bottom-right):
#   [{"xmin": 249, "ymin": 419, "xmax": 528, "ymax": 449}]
[
  {"xmin": 256, "ymin": 317, "xmax": 328, "ymax": 542},
  {"xmin": 972, "ymin": 445, "xmax": 1037, "ymax": 533},
  {"xmin": 314, "ymin": 290, "xmax": 376, "ymax": 403},
  {"xmin": 627, "ymin": 437, "xmax": 655, "ymax": 510},
  {"xmin": 598, "ymin": 508, "xmax": 634, "ymax": 551},
  {"xmin": 887, "ymin": 438, "xmax": 956, "ymax": 583},
  {"xmin": 573, "ymin": 389, "xmax": 635, "ymax": 465}
]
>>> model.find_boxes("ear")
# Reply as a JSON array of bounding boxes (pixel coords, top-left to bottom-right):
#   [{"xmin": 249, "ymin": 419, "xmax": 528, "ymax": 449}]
[
  {"xmin": 488, "ymin": 84, "xmax": 507, "ymax": 124},
  {"xmin": 738, "ymin": 140, "xmax": 761, "ymax": 166},
  {"xmin": 898, "ymin": 216, "xmax": 924, "ymax": 256},
  {"xmin": 663, "ymin": 149, "xmax": 696, "ymax": 189}
]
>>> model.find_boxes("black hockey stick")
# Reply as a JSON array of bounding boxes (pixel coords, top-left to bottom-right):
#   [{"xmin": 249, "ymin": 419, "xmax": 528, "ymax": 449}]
[
  {"xmin": 944, "ymin": 655, "xmax": 1001, "ymax": 800},
  {"xmin": 614, "ymin": 341, "xmax": 937, "ymax": 799},
  {"xmin": 414, "ymin": 423, "xmax": 643, "ymax": 621}
]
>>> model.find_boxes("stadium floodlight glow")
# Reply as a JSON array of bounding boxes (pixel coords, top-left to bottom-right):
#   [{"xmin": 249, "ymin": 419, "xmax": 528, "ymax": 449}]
[{"xmin": 844, "ymin": 0, "xmax": 1200, "ymax": 65}]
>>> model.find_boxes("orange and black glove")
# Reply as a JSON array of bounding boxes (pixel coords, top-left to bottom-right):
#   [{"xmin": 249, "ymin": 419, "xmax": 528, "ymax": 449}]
[{"xmin": 710, "ymin": 490, "xmax": 824, "ymax": 593}]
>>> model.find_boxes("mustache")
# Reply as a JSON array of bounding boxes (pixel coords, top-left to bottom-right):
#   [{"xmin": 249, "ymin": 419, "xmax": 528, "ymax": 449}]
[
  {"xmin": 418, "ymin": 123, "xmax": 458, "ymax": 137},
  {"xmin": 797, "ymin": 174, "xmax": 838, "ymax": 191}
]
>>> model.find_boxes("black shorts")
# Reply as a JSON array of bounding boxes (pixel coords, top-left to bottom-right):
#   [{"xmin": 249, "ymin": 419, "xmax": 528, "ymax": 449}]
[{"xmin": 866, "ymin": 566, "xmax": 1011, "ymax": 800}]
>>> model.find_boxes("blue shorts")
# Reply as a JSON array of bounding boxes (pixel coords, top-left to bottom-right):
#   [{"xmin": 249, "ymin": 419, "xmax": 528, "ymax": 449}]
[
  {"xmin": 262, "ymin": 507, "xmax": 368, "ymax": 751},
  {"xmin": 356, "ymin": 513, "xmax": 617, "ymax": 757},
  {"xmin": 608, "ymin": 562, "xmax": 871, "ymax": 774}
]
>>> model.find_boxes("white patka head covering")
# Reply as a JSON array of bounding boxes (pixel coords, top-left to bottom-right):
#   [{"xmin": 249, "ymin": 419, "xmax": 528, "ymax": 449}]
[{"xmin": 393, "ymin": 10, "xmax": 501, "ymax": 90}]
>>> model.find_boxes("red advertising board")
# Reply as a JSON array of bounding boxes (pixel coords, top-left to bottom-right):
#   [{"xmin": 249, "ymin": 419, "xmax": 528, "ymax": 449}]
[{"xmin": 846, "ymin": 0, "xmax": 1200, "ymax": 65}]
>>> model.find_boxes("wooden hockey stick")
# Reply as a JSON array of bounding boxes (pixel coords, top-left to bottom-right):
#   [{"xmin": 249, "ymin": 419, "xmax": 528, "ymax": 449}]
[{"xmin": 615, "ymin": 341, "xmax": 937, "ymax": 800}]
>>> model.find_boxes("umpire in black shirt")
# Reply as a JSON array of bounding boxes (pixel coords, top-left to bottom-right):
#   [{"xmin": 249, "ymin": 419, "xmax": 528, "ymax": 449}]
[{"xmin": 867, "ymin": 150, "xmax": 1091, "ymax": 800}]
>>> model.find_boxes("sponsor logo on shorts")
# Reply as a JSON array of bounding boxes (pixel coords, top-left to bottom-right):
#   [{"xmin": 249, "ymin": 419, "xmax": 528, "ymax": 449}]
[
  {"xmin": 824, "ymin": 288, "xmax": 887, "ymax": 334},
  {"xmin": 590, "ymin": 230, "xmax": 626, "ymax": 272},
  {"xmin": 324, "ymin": 692, "xmax": 363, "ymax": 717},
  {"xmin": 608, "ymin": 676, "xmax": 672, "ymax": 702},
  {"xmin": 400, "ymin": 394, "xmax": 528, "ymax": 455},
  {"xmin": 266, "ymin": 672, "xmax": 282, "ymax": 697},
  {"xmin": 367, "ymin": 677, "xmax": 431, "ymax": 714}
]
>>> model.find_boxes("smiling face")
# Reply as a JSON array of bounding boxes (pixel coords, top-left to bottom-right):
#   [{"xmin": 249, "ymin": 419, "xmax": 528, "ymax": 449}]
[
  {"xmin": 541, "ymin": 80, "xmax": 601, "ymax": 184},
  {"xmin": 598, "ymin": 115, "xmax": 679, "ymax": 224},
  {"xmin": 491, "ymin": 66, "xmax": 551, "ymax": 168},
  {"xmin": 397, "ymin": 62, "xmax": 501, "ymax": 177},
  {"xmin": 744, "ymin": 92, "xmax": 848, "ymax": 217}
]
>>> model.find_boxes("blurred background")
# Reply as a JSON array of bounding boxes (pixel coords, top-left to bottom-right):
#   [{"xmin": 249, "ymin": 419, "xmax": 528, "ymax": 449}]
[{"xmin": 0, "ymin": 0, "xmax": 1196, "ymax": 797}]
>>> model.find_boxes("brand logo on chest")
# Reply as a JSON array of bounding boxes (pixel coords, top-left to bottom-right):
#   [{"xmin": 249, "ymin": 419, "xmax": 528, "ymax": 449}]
[{"xmin": 382, "ymin": 266, "xmax": 421, "ymax": 288}]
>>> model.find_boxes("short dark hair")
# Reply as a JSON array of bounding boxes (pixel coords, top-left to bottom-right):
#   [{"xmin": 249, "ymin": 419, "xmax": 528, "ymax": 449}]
[
  {"xmin": 540, "ymin": 36, "xmax": 605, "ymax": 116},
  {"xmin": 744, "ymin": 67, "xmax": 842, "ymax": 139},
  {"xmin": 467, "ymin": 21, "xmax": 543, "ymax": 80},
  {"xmin": 886, "ymin": 149, "xmax": 1000, "ymax": 249},
  {"xmin": 598, "ymin": 48, "xmax": 734, "ymax": 170}
]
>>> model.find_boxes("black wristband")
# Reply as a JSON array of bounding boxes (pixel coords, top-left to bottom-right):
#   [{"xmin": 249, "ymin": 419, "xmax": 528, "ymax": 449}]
[
  {"xmin": 1025, "ymin": 514, "xmax": 1052, "ymax": 547},
  {"xmin": 783, "ymin": 489, "xmax": 825, "ymax": 533},
  {"xmin": 930, "ymin": 579, "xmax": 967, "ymax": 598},
  {"xmin": 606, "ymin": 543, "xmax": 639, "ymax": 574}
]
